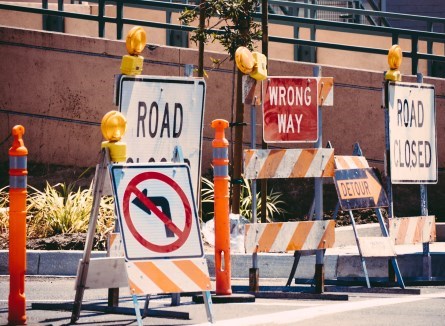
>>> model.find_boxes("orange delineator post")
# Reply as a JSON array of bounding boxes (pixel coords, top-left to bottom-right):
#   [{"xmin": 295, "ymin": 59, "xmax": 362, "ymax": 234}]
[
  {"xmin": 211, "ymin": 119, "xmax": 232, "ymax": 295},
  {"xmin": 8, "ymin": 125, "xmax": 28, "ymax": 325}
]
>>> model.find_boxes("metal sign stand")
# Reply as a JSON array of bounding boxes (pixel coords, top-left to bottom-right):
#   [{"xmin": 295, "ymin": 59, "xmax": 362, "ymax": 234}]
[
  {"xmin": 384, "ymin": 70, "xmax": 436, "ymax": 281},
  {"xmin": 71, "ymin": 148, "xmax": 147, "ymax": 325},
  {"xmin": 347, "ymin": 207, "xmax": 405, "ymax": 289},
  {"xmin": 71, "ymin": 146, "xmax": 213, "ymax": 324},
  {"xmin": 417, "ymin": 73, "xmax": 432, "ymax": 280},
  {"xmin": 250, "ymin": 67, "xmax": 333, "ymax": 293},
  {"xmin": 332, "ymin": 143, "xmax": 405, "ymax": 289},
  {"xmin": 71, "ymin": 148, "xmax": 111, "ymax": 323}
]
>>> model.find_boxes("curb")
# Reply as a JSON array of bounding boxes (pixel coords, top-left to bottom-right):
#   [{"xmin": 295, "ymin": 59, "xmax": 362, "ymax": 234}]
[{"xmin": 1, "ymin": 249, "xmax": 445, "ymax": 280}]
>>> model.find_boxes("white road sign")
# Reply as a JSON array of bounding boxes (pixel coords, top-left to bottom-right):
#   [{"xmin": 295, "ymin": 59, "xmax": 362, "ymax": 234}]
[
  {"xmin": 387, "ymin": 81, "xmax": 437, "ymax": 184},
  {"xmin": 118, "ymin": 76, "xmax": 206, "ymax": 200},
  {"xmin": 110, "ymin": 163, "xmax": 204, "ymax": 261}
]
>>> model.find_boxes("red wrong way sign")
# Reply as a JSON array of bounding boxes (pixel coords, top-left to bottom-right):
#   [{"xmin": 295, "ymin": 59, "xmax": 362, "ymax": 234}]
[
  {"xmin": 110, "ymin": 163, "xmax": 204, "ymax": 261},
  {"xmin": 263, "ymin": 77, "xmax": 318, "ymax": 143}
]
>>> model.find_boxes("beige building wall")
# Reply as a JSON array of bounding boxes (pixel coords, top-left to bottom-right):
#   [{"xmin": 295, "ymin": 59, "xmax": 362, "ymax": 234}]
[
  {"xmin": 0, "ymin": 10, "xmax": 444, "ymax": 218},
  {"xmin": 0, "ymin": 25, "xmax": 444, "ymax": 170}
]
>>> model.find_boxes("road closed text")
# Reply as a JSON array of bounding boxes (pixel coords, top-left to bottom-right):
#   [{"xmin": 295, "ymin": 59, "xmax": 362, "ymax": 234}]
[
  {"xmin": 388, "ymin": 82, "xmax": 436, "ymax": 183},
  {"xmin": 392, "ymin": 99, "xmax": 432, "ymax": 168}
]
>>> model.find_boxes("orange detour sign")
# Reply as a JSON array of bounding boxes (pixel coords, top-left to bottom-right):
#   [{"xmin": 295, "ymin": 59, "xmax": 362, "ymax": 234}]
[{"xmin": 334, "ymin": 168, "xmax": 388, "ymax": 210}]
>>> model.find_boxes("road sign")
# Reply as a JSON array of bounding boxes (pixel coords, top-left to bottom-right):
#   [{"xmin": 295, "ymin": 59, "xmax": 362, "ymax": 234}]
[
  {"xmin": 387, "ymin": 81, "xmax": 437, "ymax": 184},
  {"xmin": 117, "ymin": 75, "xmax": 206, "ymax": 199},
  {"xmin": 334, "ymin": 168, "xmax": 388, "ymax": 210},
  {"xmin": 263, "ymin": 77, "xmax": 318, "ymax": 143},
  {"xmin": 110, "ymin": 163, "xmax": 204, "ymax": 261}
]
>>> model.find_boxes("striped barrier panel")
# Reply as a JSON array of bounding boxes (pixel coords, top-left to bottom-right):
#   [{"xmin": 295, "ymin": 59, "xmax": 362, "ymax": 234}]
[
  {"xmin": 334, "ymin": 155, "xmax": 369, "ymax": 170},
  {"xmin": 243, "ymin": 148, "xmax": 335, "ymax": 179},
  {"xmin": 126, "ymin": 258, "xmax": 211, "ymax": 295},
  {"xmin": 318, "ymin": 77, "xmax": 334, "ymax": 106},
  {"xmin": 108, "ymin": 232, "xmax": 124, "ymax": 257},
  {"xmin": 389, "ymin": 216, "xmax": 436, "ymax": 245},
  {"xmin": 244, "ymin": 220, "xmax": 335, "ymax": 253}
]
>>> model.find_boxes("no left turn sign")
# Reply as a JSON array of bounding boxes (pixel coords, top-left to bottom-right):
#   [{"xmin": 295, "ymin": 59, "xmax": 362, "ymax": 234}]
[{"xmin": 110, "ymin": 163, "xmax": 204, "ymax": 261}]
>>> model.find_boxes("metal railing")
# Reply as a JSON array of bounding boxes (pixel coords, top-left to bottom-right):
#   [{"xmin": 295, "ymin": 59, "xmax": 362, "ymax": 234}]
[{"xmin": 0, "ymin": 0, "xmax": 444, "ymax": 75}]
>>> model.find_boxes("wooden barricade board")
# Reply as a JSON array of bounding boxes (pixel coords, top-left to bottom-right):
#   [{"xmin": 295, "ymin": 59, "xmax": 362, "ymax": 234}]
[
  {"xmin": 388, "ymin": 216, "xmax": 436, "ymax": 245},
  {"xmin": 334, "ymin": 155, "xmax": 369, "ymax": 170},
  {"xmin": 244, "ymin": 220, "xmax": 335, "ymax": 253},
  {"xmin": 243, "ymin": 148, "xmax": 335, "ymax": 179}
]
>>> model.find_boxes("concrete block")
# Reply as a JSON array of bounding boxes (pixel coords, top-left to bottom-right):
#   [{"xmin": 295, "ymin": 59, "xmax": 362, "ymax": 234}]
[
  {"xmin": 35, "ymin": 250, "xmax": 106, "ymax": 276},
  {"xmin": 334, "ymin": 224, "xmax": 382, "ymax": 247},
  {"xmin": 206, "ymin": 253, "xmax": 338, "ymax": 280},
  {"xmin": 0, "ymin": 250, "xmax": 41, "ymax": 275}
]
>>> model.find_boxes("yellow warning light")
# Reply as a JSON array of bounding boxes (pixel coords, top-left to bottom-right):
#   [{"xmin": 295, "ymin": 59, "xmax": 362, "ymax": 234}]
[
  {"xmin": 101, "ymin": 110, "xmax": 127, "ymax": 141},
  {"xmin": 235, "ymin": 47, "xmax": 268, "ymax": 81},
  {"xmin": 250, "ymin": 52, "xmax": 267, "ymax": 81},
  {"xmin": 385, "ymin": 45, "xmax": 402, "ymax": 81},
  {"xmin": 120, "ymin": 26, "xmax": 147, "ymax": 75},
  {"xmin": 126, "ymin": 26, "xmax": 146, "ymax": 55},
  {"xmin": 235, "ymin": 47, "xmax": 255, "ymax": 74},
  {"xmin": 101, "ymin": 111, "xmax": 127, "ymax": 162}
]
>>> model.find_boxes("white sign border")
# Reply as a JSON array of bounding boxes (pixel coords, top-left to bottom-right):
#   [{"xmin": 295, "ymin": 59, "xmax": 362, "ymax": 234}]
[
  {"xmin": 109, "ymin": 163, "xmax": 205, "ymax": 261},
  {"xmin": 387, "ymin": 81, "xmax": 437, "ymax": 184},
  {"xmin": 117, "ymin": 75, "xmax": 206, "ymax": 201}
]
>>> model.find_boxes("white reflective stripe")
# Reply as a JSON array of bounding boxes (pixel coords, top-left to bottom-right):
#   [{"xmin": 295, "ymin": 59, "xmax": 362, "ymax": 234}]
[
  {"xmin": 214, "ymin": 165, "xmax": 228, "ymax": 177},
  {"xmin": 9, "ymin": 156, "xmax": 27, "ymax": 169},
  {"xmin": 10, "ymin": 175, "xmax": 27, "ymax": 189},
  {"xmin": 213, "ymin": 147, "xmax": 228, "ymax": 159}
]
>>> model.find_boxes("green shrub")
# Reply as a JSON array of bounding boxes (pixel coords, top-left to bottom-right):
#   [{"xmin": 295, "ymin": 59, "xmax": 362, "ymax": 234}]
[
  {"xmin": 0, "ymin": 182, "xmax": 115, "ymax": 248},
  {"xmin": 27, "ymin": 182, "xmax": 114, "ymax": 240},
  {"xmin": 201, "ymin": 176, "xmax": 288, "ymax": 222}
]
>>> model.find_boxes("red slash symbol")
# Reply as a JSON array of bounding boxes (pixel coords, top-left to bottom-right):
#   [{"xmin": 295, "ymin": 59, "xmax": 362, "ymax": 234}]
[{"xmin": 123, "ymin": 171, "xmax": 192, "ymax": 253}]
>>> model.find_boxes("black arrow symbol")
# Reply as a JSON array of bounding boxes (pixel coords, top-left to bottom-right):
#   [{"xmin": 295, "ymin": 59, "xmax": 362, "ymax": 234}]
[{"xmin": 132, "ymin": 189, "xmax": 174, "ymax": 238}]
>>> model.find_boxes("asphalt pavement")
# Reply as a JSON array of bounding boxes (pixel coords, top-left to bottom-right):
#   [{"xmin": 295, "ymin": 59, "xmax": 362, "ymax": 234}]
[{"xmin": 1, "ymin": 276, "xmax": 445, "ymax": 326}]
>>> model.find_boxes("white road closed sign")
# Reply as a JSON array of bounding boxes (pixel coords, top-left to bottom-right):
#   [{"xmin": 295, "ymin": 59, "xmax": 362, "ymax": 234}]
[
  {"xmin": 387, "ymin": 81, "xmax": 437, "ymax": 184},
  {"xmin": 118, "ymin": 76, "xmax": 206, "ymax": 200},
  {"xmin": 110, "ymin": 163, "xmax": 204, "ymax": 261}
]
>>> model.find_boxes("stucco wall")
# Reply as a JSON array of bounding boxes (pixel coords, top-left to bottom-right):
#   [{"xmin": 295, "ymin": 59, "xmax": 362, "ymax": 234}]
[{"xmin": 0, "ymin": 25, "xmax": 444, "ymax": 217}]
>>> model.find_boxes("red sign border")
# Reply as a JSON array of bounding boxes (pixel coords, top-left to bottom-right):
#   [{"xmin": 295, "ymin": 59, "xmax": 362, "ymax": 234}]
[{"xmin": 123, "ymin": 171, "xmax": 192, "ymax": 253}]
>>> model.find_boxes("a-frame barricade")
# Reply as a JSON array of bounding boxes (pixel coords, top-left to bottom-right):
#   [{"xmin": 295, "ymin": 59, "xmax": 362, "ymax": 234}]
[
  {"xmin": 243, "ymin": 147, "xmax": 338, "ymax": 294},
  {"xmin": 332, "ymin": 149, "xmax": 405, "ymax": 289},
  {"xmin": 70, "ymin": 147, "xmax": 214, "ymax": 325}
]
